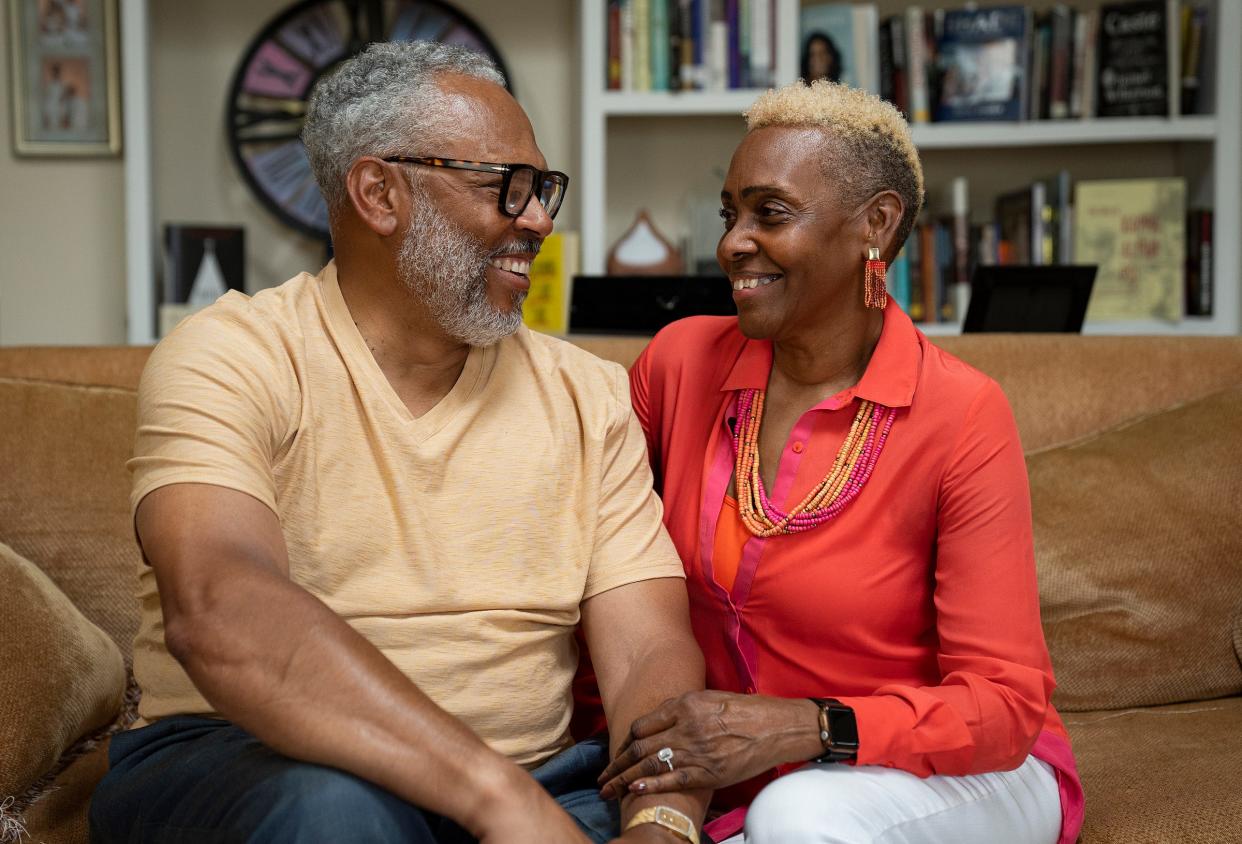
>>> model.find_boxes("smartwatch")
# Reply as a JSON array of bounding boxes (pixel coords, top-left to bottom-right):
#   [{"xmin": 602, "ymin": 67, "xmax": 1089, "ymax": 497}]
[{"xmin": 808, "ymin": 697, "xmax": 859, "ymax": 763}]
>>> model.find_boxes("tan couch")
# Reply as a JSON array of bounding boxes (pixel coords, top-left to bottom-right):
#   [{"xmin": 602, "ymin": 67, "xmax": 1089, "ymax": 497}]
[{"xmin": 2, "ymin": 335, "xmax": 1241, "ymax": 843}]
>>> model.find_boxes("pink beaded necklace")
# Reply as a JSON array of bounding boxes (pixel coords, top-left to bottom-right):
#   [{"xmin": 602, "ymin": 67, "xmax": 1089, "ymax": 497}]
[{"xmin": 733, "ymin": 388, "xmax": 897, "ymax": 537}]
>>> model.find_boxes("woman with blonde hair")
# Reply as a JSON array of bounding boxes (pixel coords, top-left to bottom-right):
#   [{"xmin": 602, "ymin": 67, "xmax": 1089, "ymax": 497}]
[{"xmin": 590, "ymin": 81, "xmax": 1083, "ymax": 843}]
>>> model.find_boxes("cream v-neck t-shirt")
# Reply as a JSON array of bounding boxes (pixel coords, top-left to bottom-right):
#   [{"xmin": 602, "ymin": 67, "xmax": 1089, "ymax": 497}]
[{"xmin": 128, "ymin": 261, "xmax": 683, "ymax": 767}]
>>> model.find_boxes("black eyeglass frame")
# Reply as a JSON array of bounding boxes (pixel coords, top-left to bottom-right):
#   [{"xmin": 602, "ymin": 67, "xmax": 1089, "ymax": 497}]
[{"xmin": 382, "ymin": 156, "xmax": 569, "ymax": 220}]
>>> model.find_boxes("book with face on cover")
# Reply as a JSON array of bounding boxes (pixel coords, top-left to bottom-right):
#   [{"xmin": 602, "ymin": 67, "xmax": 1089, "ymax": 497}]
[{"xmin": 1073, "ymin": 178, "xmax": 1185, "ymax": 322}]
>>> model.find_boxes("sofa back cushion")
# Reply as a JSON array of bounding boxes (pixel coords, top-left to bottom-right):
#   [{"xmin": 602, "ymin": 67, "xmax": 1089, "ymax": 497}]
[
  {"xmin": 0, "ymin": 377, "xmax": 142, "ymax": 662},
  {"xmin": 0, "ymin": 542, "xmax": 126, "ymax": 798},
  {"xmin": 1030, "ymin": 386, "xmax": 1242, "ymax": 711}
]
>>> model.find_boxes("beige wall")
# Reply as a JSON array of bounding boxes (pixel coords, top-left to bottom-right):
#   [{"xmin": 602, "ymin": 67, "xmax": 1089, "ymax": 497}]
[
  {"xmin": 0, "ymin": 17, "xmax": 127, "ymax": 345},
  {"xmin": 1, "ymin": 0, "xmax": 574, "ymax": 346}
]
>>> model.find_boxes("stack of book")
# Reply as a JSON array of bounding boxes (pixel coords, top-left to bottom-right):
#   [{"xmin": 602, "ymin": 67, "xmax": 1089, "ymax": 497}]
[
  {"xmin": 606, "ymin": 0, "xmax": 778, "ymax": 92},
  {"xmin": 796, "ymin": 1, "xmax": 1216, "ymax": 122},
  {"xmin": 890, "ymin": 175, "xmax": 1213, "ymax": 325}
]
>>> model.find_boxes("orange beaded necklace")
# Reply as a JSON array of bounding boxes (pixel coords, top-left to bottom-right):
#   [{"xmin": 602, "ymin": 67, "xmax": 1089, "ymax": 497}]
[{"xmin": 733, "ymin": 388, "xmax": 897, "ymax": 537}]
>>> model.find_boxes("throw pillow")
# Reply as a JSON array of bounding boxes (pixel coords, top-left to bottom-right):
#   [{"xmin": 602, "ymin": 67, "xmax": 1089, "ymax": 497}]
[
  {"xmin": 1030, "ymin": 386, "xmax": 1242, "ymax": 711},
  {"xmin": 0, "ymin": 542, "xmax": 126, "ymax": 799}
]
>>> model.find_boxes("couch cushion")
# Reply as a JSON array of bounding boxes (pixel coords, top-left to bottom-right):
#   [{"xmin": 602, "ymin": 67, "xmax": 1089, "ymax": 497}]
[
  {"xmin": 19, "ymin": 740, "xmax": 111, "ymax": 844},
  {"xmin": 1030, "ymin": 387, "xmax": 1242, "ymax": 711},
  {"xmin": 0, "ymin": 542, "xmax": 126, "ymax": 800},
  {"xmin": 0, "ymin": 378, "xmax": 142, "ymax": 661},
  {"xmin": 1066, "ymin": 697, "xmax": 1242, "ymax": 843}
]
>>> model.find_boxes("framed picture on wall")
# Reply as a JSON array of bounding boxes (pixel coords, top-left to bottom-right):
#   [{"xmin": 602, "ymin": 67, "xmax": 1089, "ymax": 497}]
[{"xmin": 6, "ymin": 0, "xmax": 121, "ymax": 156}]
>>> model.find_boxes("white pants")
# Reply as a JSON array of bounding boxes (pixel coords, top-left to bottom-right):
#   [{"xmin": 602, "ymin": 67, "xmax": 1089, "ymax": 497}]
[{"xmin": 717, "ymin": 755, "xmax": 1060, "ymax": 844}]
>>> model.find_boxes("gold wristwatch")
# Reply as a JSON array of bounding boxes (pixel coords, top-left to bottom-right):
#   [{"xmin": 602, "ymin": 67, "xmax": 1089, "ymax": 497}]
[{"xmin": 624, "ymin": 806, "xmax": 700, "ymax": 844}]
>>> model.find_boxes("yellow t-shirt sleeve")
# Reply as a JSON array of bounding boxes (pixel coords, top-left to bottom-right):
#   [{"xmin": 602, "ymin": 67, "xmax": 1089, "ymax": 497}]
[
  {"xmin": 582, "ymin": 363, "xmax": 686, "ymax": 600},
  {"xmin": 128, "ymin": 301, "xmax": 298, "ymax": 519}
]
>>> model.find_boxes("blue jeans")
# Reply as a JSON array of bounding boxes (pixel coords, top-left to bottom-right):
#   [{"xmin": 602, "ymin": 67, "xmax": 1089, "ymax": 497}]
[{"xmin": 89, "ymin": 716, "xmax": 619, "ymax": 843}]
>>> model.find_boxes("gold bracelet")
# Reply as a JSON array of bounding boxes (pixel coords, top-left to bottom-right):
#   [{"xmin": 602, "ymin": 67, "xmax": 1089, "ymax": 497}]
[{"xmin": 624, "ymin": 806, "xmax": 700, "ymax": 844}]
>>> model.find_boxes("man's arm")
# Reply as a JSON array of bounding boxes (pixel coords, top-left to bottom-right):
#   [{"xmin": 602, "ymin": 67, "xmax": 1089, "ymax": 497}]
[
  {"xmin": 581, "ymin": 577, "xmax": 710, "ymax": 842},
  {"xmin": 139, "ymin": 482, "xmax": 588, "ymax": 844}
]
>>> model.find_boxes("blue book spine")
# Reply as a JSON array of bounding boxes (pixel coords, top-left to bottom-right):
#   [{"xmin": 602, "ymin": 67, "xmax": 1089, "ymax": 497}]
[
  {"xmin": 691, "ymin": 0, "xmax": 702, "ymax": 68},
  {"xmin": 891, "ymin": 246, "xmax": 912, "ymax": 311},
  {"xmin": 651, "ymin": 0, "xmax": 670, "ymax": 90},
  {"xmin": 727, "ymin": 0, "xmax": 740, "ymax": 88}
]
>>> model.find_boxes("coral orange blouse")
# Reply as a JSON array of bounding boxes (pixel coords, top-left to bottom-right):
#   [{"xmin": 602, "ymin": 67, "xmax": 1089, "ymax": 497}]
[{"xmin": 625, "ymin": 303, "xmax": 1083, "ymax": 843}]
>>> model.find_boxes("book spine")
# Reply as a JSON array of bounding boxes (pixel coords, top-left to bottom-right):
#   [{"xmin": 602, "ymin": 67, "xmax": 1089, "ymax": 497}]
[
  {"xmin": 1082, "ymin": 8, "xmax": 1098, "ymax": 116},
  {"xmin": 679, "ymin": 0, "xmax": 695, "ymax": 90},
  {"xmin": 878, "ymin": 19, "xmax": 895, "ymax": 103},
  {"xmin": 727, "ymin": 0, "xmax": 741, "ymax": 88},
  {"xmin": 738, "ymin": 0, "xmax": 751, "ymax": 87},
  {"xmin": 1199, "ymin": 209, "xmax": 1213, "ymax": 315},
  {"xmin": 749, "ymin": 0, "xmax": 770, "ymax": 88},
  {"xmin": 608, "ymin": 0, "xmax": 622, "ymax": 90},
  {"xmin": 951, "ymin": 177, "xmax": 970, "ymax": 287},
  {"xmin": 908, "ymin": 225, "xmax": 924, "ymax": 321},
  {"xmin": 669, "ymin": 0, "xmax": 683, "ymax": 91},
  {"xmin": 634, "ymin": 0, "xmax": 651, "ymax": 91},
  {"xmin": 920, "ymin": 223, "xmax": 938, "ymax": 322},
  {"xmin": 1032, "ymin": 181, "xmax": 1048, "ymax": 266},
  {"xmin": 690, "ymin": 0, "xmax": 703, "ymax": 73},
  {"xmin": 891, "ymin": 15, "xmax": 908, "ymax": 115},
  {"xmin": 1166, "ymin": 0, "xmax": 1180, "ymax": 116},
  {"xmin": 1049, "ymin": 5, "xmax": 1072, "ymax": 119},
  {"xmin": 709, "ymin": 18, "xmax": 729, "ymax": 90},
  {"xmin": 906, "ymin": 7, "xmax": 930, "ymax": 123},
  {"xmin": 1070, "ymin": 9, "xmax": 1088, "ymax": 117},
  {"xmin": 855, "ymin": 5, "xmax": 880, "ymax": 94},
  {"xmin": 621, "ymin": 0, "xmax": 636, "ymax": 91},
  {"xmin": 651, "ymin": 0, "xmax": 669, "ymax": 90},
  {"xmin": 892, "ymin": 245, "xmax": 911, "ymax": 312}
]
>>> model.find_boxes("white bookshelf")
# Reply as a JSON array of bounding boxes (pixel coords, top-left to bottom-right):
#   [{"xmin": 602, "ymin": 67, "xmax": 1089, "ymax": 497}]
[{"xmin": 577, "ymin": 1, "xmax": 1242, "ymax": 336}]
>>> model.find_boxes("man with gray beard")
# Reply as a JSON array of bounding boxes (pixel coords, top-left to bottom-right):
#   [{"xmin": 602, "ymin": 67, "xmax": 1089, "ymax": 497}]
[{"xmin": 90, "ymin": 42, "xmax": 709, "ymax": 844}]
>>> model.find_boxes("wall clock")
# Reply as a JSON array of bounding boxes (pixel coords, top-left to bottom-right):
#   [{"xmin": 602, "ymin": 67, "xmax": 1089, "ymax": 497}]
[{"xmin": 227, "ymin": 0, "xmax": 511, "ymax": 242}]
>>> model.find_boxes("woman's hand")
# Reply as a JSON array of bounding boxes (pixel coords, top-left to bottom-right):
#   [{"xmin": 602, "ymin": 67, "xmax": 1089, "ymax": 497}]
[{"xmin": 598, "ymin": 691, "xmax": 822, "ymax": 798}]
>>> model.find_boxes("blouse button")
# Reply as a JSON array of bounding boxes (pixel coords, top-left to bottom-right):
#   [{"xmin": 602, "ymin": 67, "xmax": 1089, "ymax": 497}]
[{"xmin": 792, "ymin": 442, "xmax": 804, "ymax": 454}]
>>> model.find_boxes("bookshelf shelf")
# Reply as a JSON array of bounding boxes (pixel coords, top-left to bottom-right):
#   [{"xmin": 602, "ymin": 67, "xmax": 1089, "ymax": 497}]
[
  {"xmin": 599, "ymin": 90, "xmax": 772, "ymax": 116},
  {"xmin": 911, "ymin": 116, "xmax": 1218, "ymax": 149}
]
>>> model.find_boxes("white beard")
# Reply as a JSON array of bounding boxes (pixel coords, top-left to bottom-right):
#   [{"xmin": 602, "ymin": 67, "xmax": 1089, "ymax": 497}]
[{"xmin": 397, "ymin": 199, "xmax": 527, "ymax": 347}]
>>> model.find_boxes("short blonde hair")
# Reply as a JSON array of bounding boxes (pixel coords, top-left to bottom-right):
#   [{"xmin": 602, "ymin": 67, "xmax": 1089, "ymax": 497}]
[{"xmin": 745, "ymin": 80, "xmax": 925, "ymax": 256}]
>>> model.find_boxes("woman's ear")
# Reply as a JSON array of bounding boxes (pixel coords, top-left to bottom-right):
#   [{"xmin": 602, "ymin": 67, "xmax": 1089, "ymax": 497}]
[
  {"xmin": 865, "ymin": 190, "xmax": 905, "ymax": 260},
  {"xmin": 345, "ymin": 157, "xmax": 403, "ymax": 238}
]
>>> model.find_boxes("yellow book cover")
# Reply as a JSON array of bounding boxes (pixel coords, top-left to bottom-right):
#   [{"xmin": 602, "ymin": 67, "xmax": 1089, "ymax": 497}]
[
  {"xmin": 1074, "ymin": 178, "xmax": 1185, "ymax": 322},
  {"xmin": 523, "ymin": 231, "xmax": 578, "ymax": 335}
]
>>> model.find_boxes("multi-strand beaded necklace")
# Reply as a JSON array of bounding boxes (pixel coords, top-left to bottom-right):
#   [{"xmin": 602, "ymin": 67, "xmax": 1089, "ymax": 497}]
[{"xmin": 733, "ymin": 388, "xmax": 897, "ymax": 537}]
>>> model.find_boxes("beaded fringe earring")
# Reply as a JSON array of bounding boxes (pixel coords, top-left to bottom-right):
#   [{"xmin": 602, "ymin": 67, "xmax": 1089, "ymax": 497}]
[{"xmin": 864, "ymin": 246, "xmax": 888, "ymax": 309}]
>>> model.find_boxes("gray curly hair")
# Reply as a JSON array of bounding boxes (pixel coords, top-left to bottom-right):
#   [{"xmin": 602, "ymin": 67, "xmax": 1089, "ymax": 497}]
[{"xmin": 302, "ymin": 41, "xmax": 505, "ymax": 216}]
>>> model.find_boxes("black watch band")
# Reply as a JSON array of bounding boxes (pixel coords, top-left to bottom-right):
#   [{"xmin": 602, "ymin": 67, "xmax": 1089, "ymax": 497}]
[{"xmin": 808, "ymin": 697, "xmax": 859, "ymax": 763}]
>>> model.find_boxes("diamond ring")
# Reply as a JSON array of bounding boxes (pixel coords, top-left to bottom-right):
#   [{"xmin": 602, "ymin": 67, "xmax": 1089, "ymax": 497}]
[{"xmin": 657, "ymin": 746, "xmax": 675, "ymax": 772}]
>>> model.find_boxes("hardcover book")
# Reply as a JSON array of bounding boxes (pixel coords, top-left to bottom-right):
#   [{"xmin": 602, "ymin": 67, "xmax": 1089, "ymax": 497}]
[
  {"xmin": 800, "ymin": 4, "xmax": 878, "ymax": 92},
  {"xmin": 1074, "ymin": 178, "xmax": 1185, "ymax": 321},
  {"xmin": 934, "ymin": 6, "xmax": 1029, "ymax": 121},
  {"xmin": 1095, "ymin": 0, "xmax": 1173, "ymax": 117}
]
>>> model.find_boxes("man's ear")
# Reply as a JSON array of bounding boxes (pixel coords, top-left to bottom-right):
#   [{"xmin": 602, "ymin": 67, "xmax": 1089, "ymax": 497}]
[
  {"xmin": 345, "ymin": 157, "xmax": 403, "ymax": 237},
  {"xmin": 864, "ymin": 190, "xmax": 906, "ymax": 260}
]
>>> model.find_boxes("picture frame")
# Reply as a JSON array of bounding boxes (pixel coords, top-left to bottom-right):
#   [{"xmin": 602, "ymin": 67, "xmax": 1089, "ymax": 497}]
[{"xmin": 7, "ymin": 0, "xmax": 121, "ymax": 156}]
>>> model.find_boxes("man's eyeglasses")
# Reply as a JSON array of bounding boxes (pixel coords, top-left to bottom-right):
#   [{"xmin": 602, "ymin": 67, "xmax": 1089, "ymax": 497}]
[{"xmin": 382, "ymin": 156, "xmax": 569, "ymax": 220}]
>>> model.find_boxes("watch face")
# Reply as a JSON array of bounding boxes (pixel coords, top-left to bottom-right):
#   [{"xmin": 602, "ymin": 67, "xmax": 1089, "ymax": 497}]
[{"xmin": 227, "ymin": 0, "xmax": 511, "ymax": 242}]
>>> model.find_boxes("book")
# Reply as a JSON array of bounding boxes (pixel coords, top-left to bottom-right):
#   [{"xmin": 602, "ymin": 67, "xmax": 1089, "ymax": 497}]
[
  {"xmin": 800, "ymin": 4, "xmax": 879, "ymax": 92},
  {"xmin": 1096, "ymin": 0, "xmax": 1174, "ymax": 117},
  {"xmin": 906, "ymin": 7, "xmax": 931, "ymax": 122},
  {"xmin": 1074, "ymin": 178, "xmax": 1185, "ymax": 321},
  {"xmin": 890, "ymin": 244, "xmax": 912, "ymax": 312},
  {"xmin": 163, "ymin": 225, "xmax": 245, "ymax": 305},
  {"xmin": 995, "ymin": 187, "xmax": 1034, "ymax": 265},
  {"xmin": 1036, "ymin": 170, "xmax": 1073, "ymax": 265},
  {"xmin": 1185, "ymin": 209, "xmax": 1213, "ymax": 316},
  {"xmin": 523, "ymin": 232, "xmax": 580, "ymax": 335},
  {"xmin": 1048, "ymin": 4, "xmax": 1074, "ymax": 119},
  {"xmin": 749, "ymin": 0, "xmax": 771, "ymax": 87},
  {"xmin": 651, "ymin": 0, "xmax": 670, "ymax": 90},
  {"xmin": 634, "ymin": 0, "xmax": 651, "ymax": 91},
  {"xmin": 933, "ymin": 6, "xmax": 1029, "ymax": 122},
  {"xmin": 608, "ymin": 0, "xmax": 622, "ymax": 89}
]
